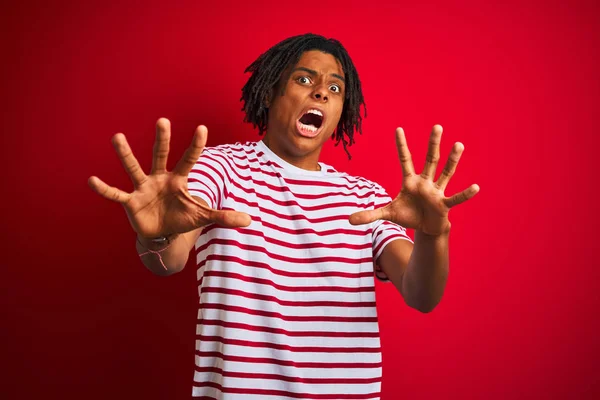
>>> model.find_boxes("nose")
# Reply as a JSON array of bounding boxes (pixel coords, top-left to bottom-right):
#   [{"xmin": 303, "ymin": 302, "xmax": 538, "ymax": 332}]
[{"xmin": 312, "ymin": 84, "xmax": 328, "ymax": 102}]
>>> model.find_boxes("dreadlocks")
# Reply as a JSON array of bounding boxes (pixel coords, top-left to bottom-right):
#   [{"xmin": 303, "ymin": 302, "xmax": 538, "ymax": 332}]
[{"xmin": 240, "ymin": 33, "xmax": 366, "ymax": 159}]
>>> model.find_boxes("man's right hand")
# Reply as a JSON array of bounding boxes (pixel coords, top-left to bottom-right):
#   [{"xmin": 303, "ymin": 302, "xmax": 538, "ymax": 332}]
[{"xmin": 88, "ymin": 118, "xmax": 252, "ymax": 240}]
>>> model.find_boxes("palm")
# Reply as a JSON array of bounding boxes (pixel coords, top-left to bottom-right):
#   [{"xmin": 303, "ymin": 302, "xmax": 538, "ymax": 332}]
[
  {"xmin": 388, "ymin": 175, "xmax": 450, "ymax": 235},
  {"xmin": 123, "ymin": 173, "xmax": 203, "ymax": 237},
  {"xmin": 350, "ymin": 125, "xmax": 479, "ymax": 235},
  {"xmin": 88, "ymin": 119, "xmax": 251, "ymax": 239}
]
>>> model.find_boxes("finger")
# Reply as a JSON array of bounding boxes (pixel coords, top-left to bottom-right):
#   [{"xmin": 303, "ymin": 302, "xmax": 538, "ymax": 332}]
[
  {"xmin": 87, "ymin": 176, "xmax": 132, "ymax": 204},
  {"xmin": 173, "ymin": 125, "xmax": 207, "ymax": 176},
  {"xmin": 111, "ymin": 133, "xmax": 148, "ymax": 187},
  {"xmin": 395, "ymin": 127, "xmax": 415, "ymax": 178},
  {"xmin": 349, "ymin": 206, "xmax": 390, "ymax": 225},
  {"xmin": 444, "ymin": 184, "xmax": 480, "ymax": 208},
  {"xmin": 435, "ymin": 142, "xmax": 464, "ymax": 191},
  {"xmin": 208, "ymin": 209, "xmax": 253, "ymax": 228},
  {"xmin": 421, "ymin": 124, "xmax": 443, "ymax": 180},
  {"xmin": 151, "ymin": 118, "xmax": 171, "ymax": 174}
]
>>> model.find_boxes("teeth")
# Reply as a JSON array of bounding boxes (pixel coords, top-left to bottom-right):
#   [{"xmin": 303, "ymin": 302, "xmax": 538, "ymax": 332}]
[
  {"xmin": 299, "ymin": 122, "xmax": 317, "ymax": 132},
  {"xmin": 306, "ymin": 109, "xmax": 323, "ymax": 117}
]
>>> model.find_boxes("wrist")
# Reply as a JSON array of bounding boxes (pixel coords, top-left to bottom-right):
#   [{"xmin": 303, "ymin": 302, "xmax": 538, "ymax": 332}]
[
  {"xmin": 136, "ymin": 233, "xmax": 180, "ymax": 273},
  {"xmin": 416, "ymin": 223, "xmax": 451, "ymax": 239},
  {"xmin": 137, "ymin": 233, "xmax": 179, "ymax": 250}
]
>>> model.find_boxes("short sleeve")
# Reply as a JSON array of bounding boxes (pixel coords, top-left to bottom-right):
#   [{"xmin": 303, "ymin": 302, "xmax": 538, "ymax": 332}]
[
  {"xmin": 187, "ymin": 147, "xmax": 232, "ymax": 210},
  {"xmin": 371, "ymin": 185, "xmax": 413, "ymax": 282}
]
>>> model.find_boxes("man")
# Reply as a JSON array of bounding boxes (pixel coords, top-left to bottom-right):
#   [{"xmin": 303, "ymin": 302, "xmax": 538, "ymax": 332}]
[{"xmin": 88, "ymin": 33, "xmax": 479, "ymax": 399}]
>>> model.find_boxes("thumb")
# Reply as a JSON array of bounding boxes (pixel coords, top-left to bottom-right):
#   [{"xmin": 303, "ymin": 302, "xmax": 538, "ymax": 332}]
[
  {"xmin": 349, "ymin": 206, "xmax": 388, "ymax": 226},
  {"xmin": 209, "ymin": 209, "xmax": 252, "ymax": 228}
]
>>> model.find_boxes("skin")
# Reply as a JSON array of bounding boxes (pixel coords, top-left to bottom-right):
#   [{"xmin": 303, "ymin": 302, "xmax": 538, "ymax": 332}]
[
  {"xmin": 88, "ymin": 121, "xmax": 251, "ymax": 275},
  {"xmin": 88, "ymin": 49, "xmax": 480, "ymax": 312},
  {"xmin": 262, "ymin": 50, "xmax": 345, "ymax": 171},
  {"xmin": 349, "ymin": 126, "xmax": 480, "ymax": 312}
]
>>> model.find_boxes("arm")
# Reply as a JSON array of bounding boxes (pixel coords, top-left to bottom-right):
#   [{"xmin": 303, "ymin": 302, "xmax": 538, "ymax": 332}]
[
  {"xmin": 350, "ymin": 125, "xmax": 479, "ymax": 312},
  {"xmin": 136, "ymin": 227, "xmax": 201, "ymax": 276},
  {"xmin": 378, "ymin": 229, "xmax": 449, "ymax": 313},
  {"xmin": 135, "ymin": 196, "xmax": 210, "ymax": 276},
  {"xmin": 89, "ymin": 120, "xmax": 250, "ymax": 277}
]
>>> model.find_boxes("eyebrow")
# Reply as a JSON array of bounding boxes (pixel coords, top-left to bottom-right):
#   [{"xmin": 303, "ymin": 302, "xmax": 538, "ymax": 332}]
[{"xmin": 292, "ymin": 67, "xmax": 345, "ymax": 83}]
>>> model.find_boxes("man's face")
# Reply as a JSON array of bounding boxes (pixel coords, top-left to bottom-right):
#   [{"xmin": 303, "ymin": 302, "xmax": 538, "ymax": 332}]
[{"xmin": 264, "ymin": 50, "xmax": 345, "ymax": 164}]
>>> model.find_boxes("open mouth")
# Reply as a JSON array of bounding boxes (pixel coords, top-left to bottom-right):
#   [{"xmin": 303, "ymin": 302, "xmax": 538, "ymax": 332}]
[{"xmin": 297, "ymin": 109, "xmax": 324, "ymax": 137}]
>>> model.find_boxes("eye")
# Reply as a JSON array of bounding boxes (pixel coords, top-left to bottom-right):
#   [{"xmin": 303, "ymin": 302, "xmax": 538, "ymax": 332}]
[
  {"xmin": 298, "ymin": 76, "xmax": 312, "ymax": 85},
  {"xmin": 329, "ymin": 84, "xmax": 341, "ymax": 93}
]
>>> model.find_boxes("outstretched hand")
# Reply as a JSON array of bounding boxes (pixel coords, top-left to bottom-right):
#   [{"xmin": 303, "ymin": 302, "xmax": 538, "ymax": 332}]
[
  {"xmin": 88, "ymin": 118, "xmax": 251, "ymax": 239},
  {"xmin": 349, "ymin": 125, "xmax": 479, "ymax": 235}
]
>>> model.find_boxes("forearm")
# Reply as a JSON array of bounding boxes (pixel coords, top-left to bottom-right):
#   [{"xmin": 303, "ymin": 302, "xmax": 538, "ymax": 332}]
[
  {"xmin": 135, "ymin": 233, "xmax": 194, "ymax": 276},
  {"xmin": 402, "ymin": 229, "xmax": 450, "ymax": 313}
]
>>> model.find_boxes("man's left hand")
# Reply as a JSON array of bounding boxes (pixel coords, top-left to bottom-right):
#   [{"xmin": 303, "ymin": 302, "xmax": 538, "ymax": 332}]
[{"xmin": 349, "ymin": 125, "xmax": 479, "ymax": 235}]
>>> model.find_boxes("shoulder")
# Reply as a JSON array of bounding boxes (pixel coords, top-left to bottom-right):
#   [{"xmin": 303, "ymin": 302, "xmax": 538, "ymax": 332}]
[
  {"xmin": 200, "ymin": 141, "xmax": 262, "ymax": 168},
  {"xmin": 324, "ymin": 167, "xmax": 387, "ymax": 194},
  {"xmin": 204, "ymin": 141, "xmax": 258, "ymax": 159}
]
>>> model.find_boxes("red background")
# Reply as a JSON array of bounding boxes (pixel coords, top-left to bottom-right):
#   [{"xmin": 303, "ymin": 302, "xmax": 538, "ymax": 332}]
[{"xmin": 2, "ymin": 0, "xmax": 599, "ymax": 399}]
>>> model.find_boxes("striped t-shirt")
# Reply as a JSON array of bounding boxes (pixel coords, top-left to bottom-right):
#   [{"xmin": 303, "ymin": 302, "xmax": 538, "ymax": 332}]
[{"xmin": 187, "ymin": 140, "xmax": 412, "ymax": 400}]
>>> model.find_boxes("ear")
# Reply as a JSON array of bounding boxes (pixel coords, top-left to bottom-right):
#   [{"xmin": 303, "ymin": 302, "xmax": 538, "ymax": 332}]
[{"xmin": 264, "ymin": 87, "xmax": 275, "ymax": 108}]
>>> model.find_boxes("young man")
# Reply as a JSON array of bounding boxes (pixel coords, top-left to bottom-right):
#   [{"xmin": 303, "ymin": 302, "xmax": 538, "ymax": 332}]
[{"xmin": 89, "ymin": 34, "xmax": 479, "ymax": 399}]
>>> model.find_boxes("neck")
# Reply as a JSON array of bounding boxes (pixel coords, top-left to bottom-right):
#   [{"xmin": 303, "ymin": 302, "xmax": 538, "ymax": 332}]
[{"xmin": 262, "ymin": 134, "xmax": 322, "ymax": 171}]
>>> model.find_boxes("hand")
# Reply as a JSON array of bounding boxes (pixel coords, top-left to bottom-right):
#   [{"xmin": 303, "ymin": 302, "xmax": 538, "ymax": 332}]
[
  {"xmin": 349, "ymin": 125, "xmax": 479, "ymax": 236},
  {"xmin": 88, "ymin": 118, "xmax": 251, "ymax": 239}
]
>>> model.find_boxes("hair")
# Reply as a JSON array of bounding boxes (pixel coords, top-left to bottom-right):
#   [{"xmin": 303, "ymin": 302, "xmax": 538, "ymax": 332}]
[{"xmin": 240, "ymin": 33, "xmax": 366, "ymax": 159}]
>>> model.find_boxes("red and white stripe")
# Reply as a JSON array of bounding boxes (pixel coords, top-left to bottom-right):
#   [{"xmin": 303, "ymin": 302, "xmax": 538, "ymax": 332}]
[{"xmin": 188, "ymin": 141, "xmax": 412, "ymax": 399}]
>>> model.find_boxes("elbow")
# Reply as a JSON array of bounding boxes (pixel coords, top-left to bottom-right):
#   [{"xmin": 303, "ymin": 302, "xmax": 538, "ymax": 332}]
[
  {"xmin": 412, "ymin": 302, "xmax": 438, "ymax": 313},
  {"xmin": 401, "ymin": 276, "xmax": 447, "ymax": 313},
  {"xmin": 404, "ymin": 293, "xmax": 441, "ymax": 313},
  {"xmin": 146, "ymin": 263, "xmax": 185, "ymax": 277},
  {"xmin": 164, "ymin": 264, "xmax": 185, "ymax": 276}
]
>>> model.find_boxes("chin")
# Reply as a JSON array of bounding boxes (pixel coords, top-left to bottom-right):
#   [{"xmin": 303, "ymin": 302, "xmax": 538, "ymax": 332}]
[
  {"xmin": 288, "ymin": 129, "xmax": 327, "ymax": 154},
  {"xmin": 283, "ymin": 135, "xmax": 313, "ymax": 157}
]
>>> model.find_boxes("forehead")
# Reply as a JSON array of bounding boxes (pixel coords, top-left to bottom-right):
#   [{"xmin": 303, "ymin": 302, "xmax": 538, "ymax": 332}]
[{"xmin": 293, "ymin": 50, "xmax": 344, "ymax": 78}]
